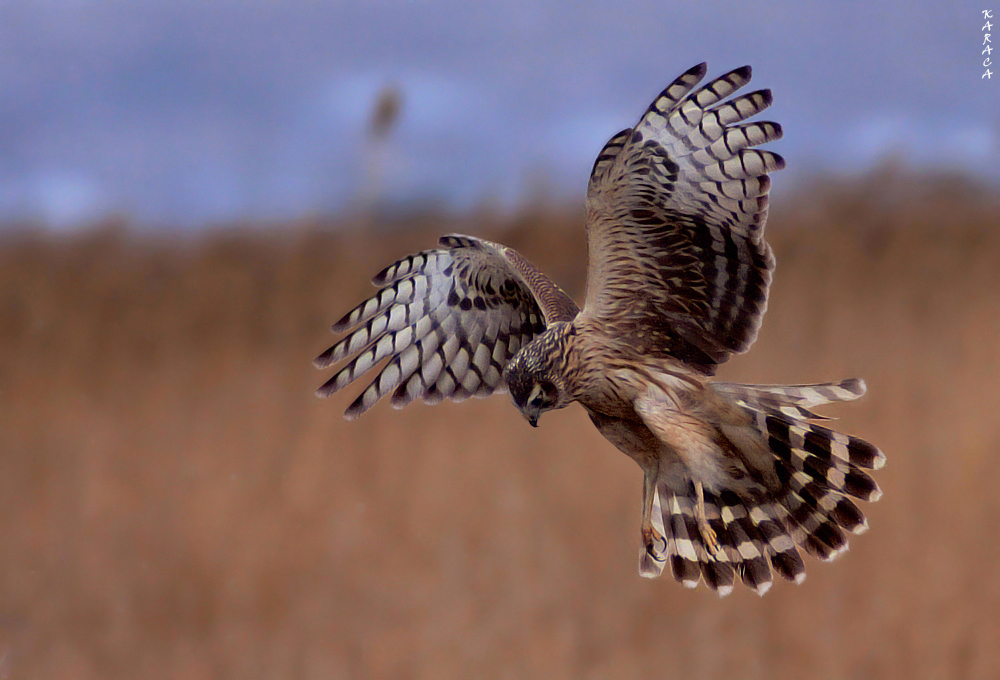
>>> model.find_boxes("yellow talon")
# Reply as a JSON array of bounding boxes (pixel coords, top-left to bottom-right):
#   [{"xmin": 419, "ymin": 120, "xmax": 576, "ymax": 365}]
[{"xmin": 694, "ymin": 481, "xmax": 721, "ymax": 557}]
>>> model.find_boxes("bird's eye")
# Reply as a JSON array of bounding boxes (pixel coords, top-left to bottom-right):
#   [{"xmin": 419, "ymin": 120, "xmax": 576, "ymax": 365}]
[{"xmin": 529, "ymin": 381, "xmax": 557, "ymax": 408}]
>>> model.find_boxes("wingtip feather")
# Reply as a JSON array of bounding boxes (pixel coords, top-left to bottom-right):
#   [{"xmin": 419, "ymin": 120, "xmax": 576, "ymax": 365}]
[{"xmin": 732, "ymin": 64, "xmax": 752, "ymax": 80}]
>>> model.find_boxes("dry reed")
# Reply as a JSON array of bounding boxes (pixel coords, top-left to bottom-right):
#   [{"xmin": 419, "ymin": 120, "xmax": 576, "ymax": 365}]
[{"xmin": 1, "ymin": 173, "xmax": 999, "ymax": 678}]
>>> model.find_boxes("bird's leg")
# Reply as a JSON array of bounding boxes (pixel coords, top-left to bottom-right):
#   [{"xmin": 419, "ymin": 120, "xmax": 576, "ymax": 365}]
[
  {"xmin": 693, "ymin": 481, "xmax": 721, "ymax": 557},
  {"xmin": 642, "ymin": 475, "xmax": 663, "ymax": 546},
  {"xmin": 637, "ymin": 472, "xmax": 669, "ymax": 578}
]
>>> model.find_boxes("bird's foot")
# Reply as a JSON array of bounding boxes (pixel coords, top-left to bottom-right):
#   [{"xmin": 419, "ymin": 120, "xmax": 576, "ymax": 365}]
[{"xmin": 694, "ymin": 481, "xmax": 721, "ymax": 557}]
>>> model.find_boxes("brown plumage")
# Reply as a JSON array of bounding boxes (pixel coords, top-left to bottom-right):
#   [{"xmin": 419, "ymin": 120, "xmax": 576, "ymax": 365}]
[{"xmin": 315, "ymin": 63, "xmax": 885, "ymax": 595}]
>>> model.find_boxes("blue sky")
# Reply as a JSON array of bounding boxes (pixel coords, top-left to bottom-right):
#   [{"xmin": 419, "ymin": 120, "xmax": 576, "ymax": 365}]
[{"xmin": 1, "ymin": 1, "xmax": 996, "ymax": 229}]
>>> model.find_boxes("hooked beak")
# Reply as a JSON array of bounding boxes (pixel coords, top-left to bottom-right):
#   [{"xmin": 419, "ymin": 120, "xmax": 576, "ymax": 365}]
[{"xmin": 523, "ymin": 411, "xmax": 539, "ymax": 428}]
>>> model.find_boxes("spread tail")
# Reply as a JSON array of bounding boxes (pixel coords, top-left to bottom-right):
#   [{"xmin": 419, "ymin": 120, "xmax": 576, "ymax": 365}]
[{"xmin": 639, "ymin": 379, "xmax": 885, "ymax": 596}]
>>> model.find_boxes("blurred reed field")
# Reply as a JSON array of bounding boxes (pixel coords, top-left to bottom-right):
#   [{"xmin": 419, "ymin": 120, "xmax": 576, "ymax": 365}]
[{"xmin": 3, "ymin": 172, "xmax": 1000, "ymax": 679}]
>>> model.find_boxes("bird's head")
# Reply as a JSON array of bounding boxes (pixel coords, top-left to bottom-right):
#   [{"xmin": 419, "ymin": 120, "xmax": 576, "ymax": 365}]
[{"xmin": 504, "ymin": 325, "xmax": 573, "ymax": 427}]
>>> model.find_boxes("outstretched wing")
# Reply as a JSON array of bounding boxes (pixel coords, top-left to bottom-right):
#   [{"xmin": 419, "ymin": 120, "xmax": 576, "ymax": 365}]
[
  {"xmin": 315, "ymin": 235, "xmax": 579, "ymax": 419},
  {"xmin": 582, "ymin": 63, "xmax": 784, "ymax": 373}
]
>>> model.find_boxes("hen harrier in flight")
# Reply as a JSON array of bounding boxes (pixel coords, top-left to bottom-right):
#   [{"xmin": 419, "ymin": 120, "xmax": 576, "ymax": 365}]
[{"xmin": 315, "ymin": 63, "xmax": 885, "ymax": 595}]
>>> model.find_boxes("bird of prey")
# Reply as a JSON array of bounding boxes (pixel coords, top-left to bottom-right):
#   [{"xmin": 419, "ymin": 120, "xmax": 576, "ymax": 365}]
[{"xmin": 315, "ymin": 63, "xmax": 885, "ymax": 596}]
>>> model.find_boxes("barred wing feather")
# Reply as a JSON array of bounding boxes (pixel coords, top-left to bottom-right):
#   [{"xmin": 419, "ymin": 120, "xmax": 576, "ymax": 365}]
[
  {"xmin": 583, "ymin": 63, "xmax": 784, "ymax": 372},
  {"xmin": 314, "ymin": 235, "xmax": 578, "ymax": 419}
]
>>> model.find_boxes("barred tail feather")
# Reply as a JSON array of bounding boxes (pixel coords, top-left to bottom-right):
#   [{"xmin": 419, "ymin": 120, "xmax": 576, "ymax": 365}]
[
  {"xmin": 714, "ymin": 378, "xmax": 869, "ymax": 421},
  {"xmin": 641, "ymin": 380, "xmax": 883, "ymax": 595},
  {"xmin": 750, "ymin": 501, "xmax": 806, "ymax": 583},
  {"xmin": 740, "ymin": 381, "xmax": 882, "ymax": 582},
  {"xmin": 663, "ymin": 491, "xmax": 708, "ymax": 590},
  {"xmin": 645, "ymin": 484, "xmax": 806, "ymax": 596}
]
